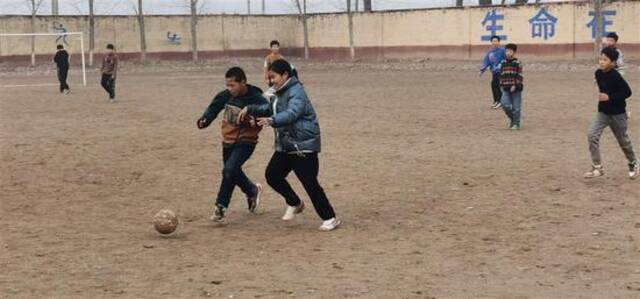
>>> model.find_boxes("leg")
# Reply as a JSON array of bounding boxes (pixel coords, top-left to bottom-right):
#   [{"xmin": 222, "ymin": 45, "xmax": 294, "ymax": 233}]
[
  {"xmin": 215, "ymin": 147, "xmax": 236, "ymax": 208},
  {"xmin": 511, "ymin": 91, "xmax": 522, "ymax": 126},
  {"xmin": 228, "ymin": 144, "xmax": 258, "ymax": 197},
  {"xmin": 58, "ymin": 70, "xmax": 64, "ymax": 93},
  {"xmin": 100, "ymin": 74, "xmax": 110, "ymax": 94},
  {"xmin": 491, "ymin": 73, "xmax": 502, "ymax": 104},
  {"xmin": 110, "ymin": 78, "xmax": 116, "ymax": 99},
  {"xmin": 588, "ymin": 113, "xmax": 610, "ymax": 166},
  {"xmin": 609, "ymin": 114, "xmax": 638, "ymax": 164},
  {"xmin": 292, "ymin": 153, "xmax": 336, "ymax": 221},
  {"xmin": 265, "ymin": 152, "xmax": 300, "ymax": 207},
  {"xmin": 61, "ymin": 68, "xmax": 69, "ymax": 91},
  {"xmin": 500, "ymin": 88, "xmax": 514, "ymax": 123}
]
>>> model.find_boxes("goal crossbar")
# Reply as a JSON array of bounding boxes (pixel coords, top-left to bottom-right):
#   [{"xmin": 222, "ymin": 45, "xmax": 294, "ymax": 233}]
[{"xmin": 0, "ymin": 32, "xmax": 86, "ymax": 86}]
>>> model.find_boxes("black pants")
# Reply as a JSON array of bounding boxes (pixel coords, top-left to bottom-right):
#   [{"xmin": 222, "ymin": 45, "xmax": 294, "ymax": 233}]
[
  {"xmin": 57, "ymin": 68, "xmax": 69, "ymax": 93},
  {"xmin": 216, "ymin": 144, "xmax": 258, "ymax": 208},
  {"xmin": 491, "ymin": 72, "xmax": 502, "ymax": 104},
  {"xmin": 101, "ymin": 74, "xmax": 116, "ymax": 99},
  {"xmin": 265, "ymin": 152, "xmax": 336, "ymax": 220}
]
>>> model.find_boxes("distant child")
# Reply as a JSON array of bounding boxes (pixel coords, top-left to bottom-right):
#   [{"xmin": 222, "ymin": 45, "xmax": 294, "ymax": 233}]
[
  {"xmin": 604, "ymin": 32, "xmax": 625, "ymax": 76},
  {"xmin": 53, "ymin": 44, "xmax": 70, "ymax": 94},
  {"xmin": 264, "ymin": 40, "xmax": 298, "ymax": 87},
  {"xmin": 100, "ymin": 44, "xmax": 119, "ymax": 103},
  {"xmin": 498, "ymin": 43, "xmax": 524, "ymax": 130},
  {"xmin": 479, "ymin": 35, "xmax": 506, "ymax": 109},
  {"xmin": 197, "ymin": 67, "xmax": 268, "ymax": 222},
  {"xmin": 584, "ymin": 47, "xmax": 639, "ymax": 179}
]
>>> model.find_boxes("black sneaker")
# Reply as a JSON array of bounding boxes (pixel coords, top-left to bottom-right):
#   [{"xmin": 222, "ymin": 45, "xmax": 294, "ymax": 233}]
[
  {"xmin": 247, "ymin": 183, "xmax": 263, "ymax": 213},
  {"xmin": 210, "ymin": 204, "xmax": 227, "ymax": 222}
]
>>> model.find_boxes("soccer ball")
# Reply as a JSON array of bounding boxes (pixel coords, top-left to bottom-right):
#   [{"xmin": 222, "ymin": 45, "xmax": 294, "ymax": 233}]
[{"xmin": 153, "ymin": 209, "xmax": 179, "ymax": 235}]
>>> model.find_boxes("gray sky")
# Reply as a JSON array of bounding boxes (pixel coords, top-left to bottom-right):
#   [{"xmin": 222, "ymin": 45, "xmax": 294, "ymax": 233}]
[{"xmin": 0, "ymin": 0, "xmax": 569, "ymax": 15}]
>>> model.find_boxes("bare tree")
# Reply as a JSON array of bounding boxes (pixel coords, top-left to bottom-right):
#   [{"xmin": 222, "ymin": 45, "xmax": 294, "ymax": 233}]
[
  {"xmin": 347, "ymin": 0, "xmax": 355, "ymax": 60},
  {"xmin": 261, "ymin": 0, "xmax": 265, "ymax": 14},
  {"xmin": 89, "ymin": 0, "xmax": 95, "ymax": 66},
  {"xmin": 247, "ymin": 0, "xmax": 250, "ymax": 14},
  {"xmin": 133, "ymin": 0, "xmax": 147, "ymax": 62},
  {"xmin": 52, "ymin": 0, "xmax": 59, "ymax": 15},
  {"xmin": 27, "ymin": 0, "xmax": 45, "ymax": 66},
  {"xmin": 363, "ymin": 0, "xmax": 371, "ymax": 12},
  {"xmin": 190, "ymin": 0, "xmax": 198, "ymax": 62},
  {"xmin": 456, "ymin": 0, "xmax": 463, "ymax": 7},
  {"xmin": 479, "ymin": 0, "xmax": 492, "ymax": 5},
  {"xmin": 594, "ymin": 0, "xmax": 603, "ymax": 59},
  {"xmin": 294, "ymin": 0, "xmax": 309, "ymax": 59}
]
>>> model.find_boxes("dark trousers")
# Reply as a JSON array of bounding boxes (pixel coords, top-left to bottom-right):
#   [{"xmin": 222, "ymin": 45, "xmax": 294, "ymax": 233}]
[
  {"xmin": 101, "ymin": 74, "xmax": 116, "ymax": 99},
  {"xmin": 491, "ymin": 72, "xmax": 502, "ymax": 104},
  {"xmin": 265, "ymin": 152, "xmax": 336, "ymax": 220},
  {"xmin": 57, "ymin": 68, "xmax": 69, "ymax": 92},
  {"xmin": 216, "ymin": 144, "xmax": 258, "ymax": 208}
]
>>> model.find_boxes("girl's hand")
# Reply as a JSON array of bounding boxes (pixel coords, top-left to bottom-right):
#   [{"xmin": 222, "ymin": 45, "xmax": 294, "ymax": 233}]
[
  {"xmin": 257, "ymin": 117, "xmax": 273, "ymax": 127},
  {"xmin": 598, "ymin": 93, "xmax": 609, "ymax": 102}
]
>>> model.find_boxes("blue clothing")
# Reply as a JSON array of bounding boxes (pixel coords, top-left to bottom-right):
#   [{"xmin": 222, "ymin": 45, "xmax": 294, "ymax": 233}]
[{"xmin": 480, "ymin": 47, "xmax": 506, "ymax": 75}]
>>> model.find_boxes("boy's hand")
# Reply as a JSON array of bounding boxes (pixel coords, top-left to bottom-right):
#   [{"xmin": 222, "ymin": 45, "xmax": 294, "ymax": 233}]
[
  {"xmin": 510, "ymin": 85, "xmax": 516, "ymax": 93},
  {"xmin": 257, "ymin": 117, "xmax": 273, "ymax": 127},
  {"xmin": 478, "ymin": 70, "xmax": 485, "ymax": 77},
  {"xmin": 197, "ymin": 117, "xmax": 207, "ymax": 129},
  {"xmin": 237, "ymin": 107, "xmax": 249, "ymax": 124},
  {"xmin": 598, "ymin": 93, "xmax": 609, "ymax": 102}
]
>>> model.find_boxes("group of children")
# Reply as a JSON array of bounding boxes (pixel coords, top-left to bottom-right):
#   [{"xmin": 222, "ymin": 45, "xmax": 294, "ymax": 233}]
[
  {"xmin": 197, "ymin": 41, "xmax": 341, "ymax": 231},
  {"xmin": 479, "ymin": 33, "xmax": 639, "ymax": 179},
  {"xmin": 53, "ymin": 43, "xmax": 119, "ymax": 102}
]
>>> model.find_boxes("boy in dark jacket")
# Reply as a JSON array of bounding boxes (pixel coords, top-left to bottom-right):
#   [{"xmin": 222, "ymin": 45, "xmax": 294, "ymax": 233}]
[
  {"xmin": 197, "ymin": 67, "xmax": 269, "ymax": 222},
  {"xmin": 53, "ymin": 44, "xmax": 70, "ymax": 94},
  {"xmin": 100, "ymin": 44, "xmax": 118, "ymax": 103},
  {"xmin": 584, "ymin": 47, "xmax": 639, "ymax": 179},
  {"xmin": 499, "ymin": 43, "xmax": 524, "ymax": 130}
]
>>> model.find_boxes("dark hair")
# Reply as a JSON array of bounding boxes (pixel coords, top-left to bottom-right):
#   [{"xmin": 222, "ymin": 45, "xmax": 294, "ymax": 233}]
[
  {"xmin": 270, "ymin": 40, "xmax": 280, "ymax": 48},
  {"xmin": 225, "ymin": 67, "xmax": 247, "ymax": 83},
  {"xmin": 56, "ymin": 44, "xmax": 64, "ymax": 50},
  {"xmin": 491, "ymin": 35, "xmax": 501, "ymax": 42},
  {"xmin": 106, "ymin": 44, "xmax": 115, "ymax": 50},
  {"xmin": 606, "ymin": 32, "xmax": 619, "ymax": 42},
  {"xmin": 505, "ymin": 43, "xmax": 518, "ymax": 52},
  {"xmin": 268, "ymin": 59, "xmax": 292, "ymax": 77},
  {"xmin": 601, "ymin": 47, "xmax": 619, "ymax": 62}
]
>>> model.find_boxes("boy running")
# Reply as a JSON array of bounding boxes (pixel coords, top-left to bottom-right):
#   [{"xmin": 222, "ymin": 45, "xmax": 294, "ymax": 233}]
[
  {"xmin": 100, "ymin": 44, "xmax": 118, "ymax": 103},
  {"xmin": 498, "ymin": 43, "xmax": 524, "ymax": 130},
  {"xmin": 197, "ymin": 67, "xmax": 268, "ymax": 222},
  {"xmin": 584, "ymin": 47, "xmax": 639, "ymax": 179},
  {"xmin": 479, "ymin": 35, "xmax": 506, "ymax": 109},
  {"xmin": 53, "ymin": 44, "xmax": 70, "ymax": 94}
]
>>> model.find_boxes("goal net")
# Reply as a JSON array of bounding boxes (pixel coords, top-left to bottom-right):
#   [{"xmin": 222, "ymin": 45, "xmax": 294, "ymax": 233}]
[{"xmin": 0, "ymin": 32, "xmax": 86, "ymax": 87}]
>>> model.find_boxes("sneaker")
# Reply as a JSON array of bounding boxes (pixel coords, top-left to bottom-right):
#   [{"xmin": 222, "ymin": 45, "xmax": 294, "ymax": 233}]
[
  {"xmin": 491, "ymin": 102, "xmax": 499, "ymax": 109},
  {"xmin": 629, "ymin": 162, "xmax": 640, "ymax": 180},
  {"xmin": 319, "ymin": 218, "xmax": 342, "ymax": 231},
  {"xmin": 510, "ymin": 124, "xmax": 520, "ymax": 131},
  {"xmin": 282, "ymin": 202, "xmax": 305, "ymax": 221},
  {"xmin": 247, "ymin": 183, "xmax": 263, "ymax": 213},
  {"xmin": 492, "ymin": 102, "xmax": 503, "ymax": 109},
  {"xmin": 584, "ymin": 165, "xmax": 605, "ymax": 179},
  {"xmin": 63, "ymin": 89, "xmax": 71, "ymax": 95},
  {"xmin": 109, "ymin": 97, "xmax": 116, "ymax": 103},
  {"xmin": 210, "ymin": 204, "xmax": 227, "ymax": 222}
]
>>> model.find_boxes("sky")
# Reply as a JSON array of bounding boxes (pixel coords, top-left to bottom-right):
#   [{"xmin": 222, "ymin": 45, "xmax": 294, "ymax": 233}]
[{"xmin": 0, "ymin": 0, "xmax": 571, "ymax": 15}]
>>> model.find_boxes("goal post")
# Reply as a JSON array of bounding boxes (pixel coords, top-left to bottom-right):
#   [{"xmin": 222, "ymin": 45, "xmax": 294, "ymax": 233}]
[{"xmin": 0, "ymin": 32, "xmax": 87, "ymax": 86}]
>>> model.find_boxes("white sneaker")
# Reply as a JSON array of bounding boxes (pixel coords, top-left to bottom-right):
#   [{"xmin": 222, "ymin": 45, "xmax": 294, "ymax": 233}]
[
  {"xmin": 282, "ymin": 202, "xmax": 305, "ymax": 221},
  {"xmin": 629, "ymin": 162, "xmax": 639, "ymax": 180},
  {"xmin": 584, "ymin": 165, "xmax": 604, "ymax": 179},
  {"xmin": 319, "ymin": 218, "xmax": 341, "ymax": 231},
  {"xmin": 109, "ymin": 97, "xmax": 116, "ymax": 103}
]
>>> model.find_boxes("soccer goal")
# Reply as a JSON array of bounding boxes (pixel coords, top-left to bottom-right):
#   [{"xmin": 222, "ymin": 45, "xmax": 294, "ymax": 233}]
[{"xmin": 0, "ymin": 32, "xmax": 87, "ymax": 87}]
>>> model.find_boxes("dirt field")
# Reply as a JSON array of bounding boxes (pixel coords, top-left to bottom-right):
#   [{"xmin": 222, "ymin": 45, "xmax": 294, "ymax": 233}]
[{"xmin": 2, "ymin": 59, "xmax": 640, "ymax": 298}]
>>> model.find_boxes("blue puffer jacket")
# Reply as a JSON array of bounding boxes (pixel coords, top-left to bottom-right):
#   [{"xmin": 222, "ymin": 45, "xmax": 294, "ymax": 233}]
[{"xmin": 248, "ymin": 77, "xmax": 321, "ymax": 153}]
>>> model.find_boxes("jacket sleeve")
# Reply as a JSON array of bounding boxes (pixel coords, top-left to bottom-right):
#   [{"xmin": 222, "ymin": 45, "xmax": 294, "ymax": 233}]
[
  {"xmin": 609, "ymin": 74, "xmax": 632, "ymax": 103},
  {"xmin": 247, "ymin": 102, "xmax": 273, "ymax": 118},
  {"xmin": 271, "ymin": 90, "xmax": 307, "ymax": 128},
  {"xmin": 480, "ymin": 52, "xmax": 490, "ymax": 72},
  {"xmin": 200, "ymin": 92, "xmax": 228, "ymax": 128}
]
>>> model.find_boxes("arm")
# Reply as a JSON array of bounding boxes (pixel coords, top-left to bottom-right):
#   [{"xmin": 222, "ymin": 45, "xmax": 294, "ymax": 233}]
[
  {"xmin": 112, "ymin": 56, "xmax": 119, "ymax": 79},
  {"xmin": 271, "ymin": 90, "xmax": 307, "ymax": 128},
  {"xmin": 198, "ymin": 92, "xmax": 228, "ymax": 128},
  {"xmin": 247, "ymin": 102, "xmax": 273, "ymax": 118},
  {"xmin": 609, "ymin": 74, "xmax": 632, "ymax": 103},
  {"xmin": 479, "ymin": 52, "xmax": 490, "ymax": 73}
]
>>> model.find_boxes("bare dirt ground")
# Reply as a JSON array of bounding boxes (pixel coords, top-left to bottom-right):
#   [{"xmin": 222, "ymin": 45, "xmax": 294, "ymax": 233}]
[{"xmin": 2, "ymin": 59, "xmax": 640, "ymax": 298}]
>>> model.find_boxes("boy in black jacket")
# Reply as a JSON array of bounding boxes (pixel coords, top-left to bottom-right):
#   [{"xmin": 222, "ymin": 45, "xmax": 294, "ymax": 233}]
[
  {"xmin": 499, "ymin": 43, "xmax": 523, "ymax": 130},
  {"xmin": 53, "ymin": 44, "xmax": 70, "ymax": 94},
  {"xmin": 584, "ymin": 47, "xmax": 639, "ymax": 179},
  {"xmin": 197, "ymin": 67, "xmax": 269, "ymax": 222}
]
